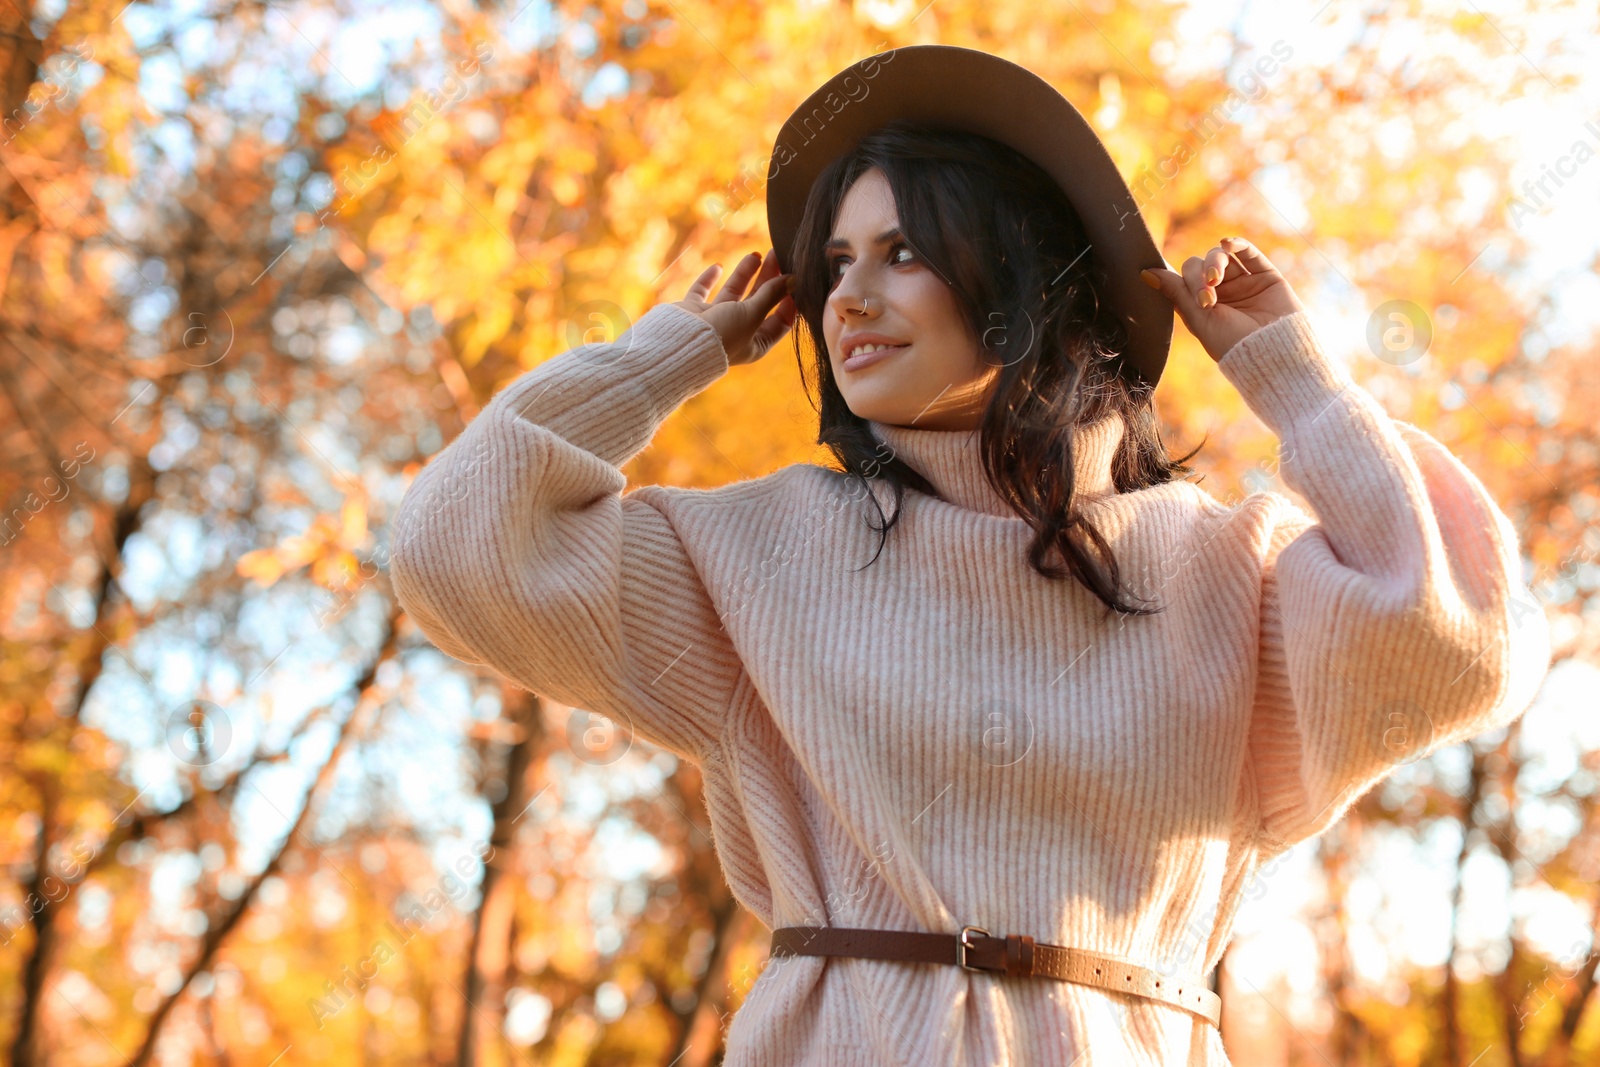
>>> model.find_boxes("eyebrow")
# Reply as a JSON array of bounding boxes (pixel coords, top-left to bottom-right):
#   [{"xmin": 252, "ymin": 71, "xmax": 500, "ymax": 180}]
[{"xmin": 824, "ymin": 226, "xmax": 903, "ymax": 251}]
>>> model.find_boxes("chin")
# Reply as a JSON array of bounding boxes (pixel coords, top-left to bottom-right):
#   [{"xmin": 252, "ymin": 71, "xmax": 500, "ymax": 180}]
[{"xmin": 839, "ymin": 389, "xmax": 902, "ymax": 425}]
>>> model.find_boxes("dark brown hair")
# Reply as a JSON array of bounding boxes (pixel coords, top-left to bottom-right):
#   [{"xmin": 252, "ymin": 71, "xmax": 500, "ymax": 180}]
[{"xmin": 783, "ymin": 121, "xmax": 1200, "ymax": 616}]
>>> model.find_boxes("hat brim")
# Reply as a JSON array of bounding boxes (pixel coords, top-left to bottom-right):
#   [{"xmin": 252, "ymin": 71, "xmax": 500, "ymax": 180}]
[{"xmin": 766, "ymin": 44, "xmax": 1173, "ymax": 387}]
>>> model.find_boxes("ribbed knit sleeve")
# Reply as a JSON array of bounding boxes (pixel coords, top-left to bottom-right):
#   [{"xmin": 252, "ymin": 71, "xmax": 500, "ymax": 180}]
[
  {"xmin": 387, "ymin": 302, "xmax": 744, "ymax": 762},
  {"xmin": 1216, "ymin": 311, "xmax": 1551, "ymax": 855}
]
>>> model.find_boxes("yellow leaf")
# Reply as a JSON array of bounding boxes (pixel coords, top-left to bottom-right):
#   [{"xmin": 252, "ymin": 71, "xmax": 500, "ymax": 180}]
[
  {"xmin": 339, "ymin": 495, "xmax": 369, "ymax": 550},
  {"xmin": 236, "ymin": 549, "xmax": 286, "ymax": 587}
]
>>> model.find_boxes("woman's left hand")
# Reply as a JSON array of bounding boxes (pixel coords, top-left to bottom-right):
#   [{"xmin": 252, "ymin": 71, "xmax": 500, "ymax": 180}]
[{"xmin": 1140, "ymin": 237, "xmax": 1306, "ymax": 363}]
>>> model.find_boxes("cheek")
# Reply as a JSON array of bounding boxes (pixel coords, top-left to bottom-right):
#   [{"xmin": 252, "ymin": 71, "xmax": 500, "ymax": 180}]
[
  {"xmin": 897, "ymin": 272, "xmax": 970, "ymax": 348},
  {"xmin": 913, "ymin": 339, "xmax": 985, "ymax": 387},
  {"xmin": 899, "ymin": 284, "xmax": 979, "ymax": 379},
  {"xmin": 896, "ymin": 272, "xmax": 950, "ymax": 322}
]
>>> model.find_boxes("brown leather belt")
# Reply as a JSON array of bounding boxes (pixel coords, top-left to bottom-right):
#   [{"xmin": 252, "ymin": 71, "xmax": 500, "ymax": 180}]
[{"xmin": 769, "ymin": 925, "xmax": 1220, "ymax": 1028}]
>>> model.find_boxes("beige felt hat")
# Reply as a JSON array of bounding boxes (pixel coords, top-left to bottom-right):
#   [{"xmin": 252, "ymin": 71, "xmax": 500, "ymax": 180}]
[{"xmin": 766, "ymin": 44, "xmax": 1174, "ymax": 386}]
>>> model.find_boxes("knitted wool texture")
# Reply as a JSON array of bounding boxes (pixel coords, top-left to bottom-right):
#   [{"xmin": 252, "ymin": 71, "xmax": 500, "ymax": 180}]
[{"xmin": 389, "ymin": 303, "xmax": 1551, "ymax": 1066}]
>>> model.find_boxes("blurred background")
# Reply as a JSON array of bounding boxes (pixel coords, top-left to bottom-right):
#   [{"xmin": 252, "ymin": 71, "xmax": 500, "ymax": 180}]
[{"xmin": 1, "ymin": 0, "xmax": 1598, "ymax": 1063}]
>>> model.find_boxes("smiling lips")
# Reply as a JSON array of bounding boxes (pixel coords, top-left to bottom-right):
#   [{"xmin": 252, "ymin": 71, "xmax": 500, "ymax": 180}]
[{"xmin": 842, "ymin": 342, "xmax": 910, "ymax": 372}]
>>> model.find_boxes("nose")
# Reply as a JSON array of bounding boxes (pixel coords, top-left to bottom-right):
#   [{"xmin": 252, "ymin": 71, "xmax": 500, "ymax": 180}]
[{"xmin": 827, "ymin": 260, "xmax": 877, "ymax": 321}]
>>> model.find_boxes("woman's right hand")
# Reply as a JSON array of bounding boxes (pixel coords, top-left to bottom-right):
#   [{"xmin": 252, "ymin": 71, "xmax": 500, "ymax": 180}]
[{"xmin": 673, "ymin": 248, "xmax": 798, "ymax": 366}]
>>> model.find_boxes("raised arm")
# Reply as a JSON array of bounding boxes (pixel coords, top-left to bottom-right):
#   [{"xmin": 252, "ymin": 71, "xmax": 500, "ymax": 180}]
[
  {"xmin": 1143, "ymin": 237, "xmax": 1552, "ymax": 855},
  {"xmin": 388, "ymin": 301, "xmax": 743, "ymax": 763},
  {"xmin": 1216, "ymin": 311, "xmax": 1551, "ymax": 853}
]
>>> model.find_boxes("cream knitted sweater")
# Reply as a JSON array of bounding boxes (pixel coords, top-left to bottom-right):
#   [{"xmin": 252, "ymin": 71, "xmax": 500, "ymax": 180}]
[{"xmin": 388, "ymin": 302, "xmax": 1551, "ymax": 1066}]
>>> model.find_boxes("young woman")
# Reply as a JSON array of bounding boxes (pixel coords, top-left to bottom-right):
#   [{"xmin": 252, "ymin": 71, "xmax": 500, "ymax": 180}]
[{"xmin": 390, "ymin": 75, "xmax": 1550, "ymax": 1067}]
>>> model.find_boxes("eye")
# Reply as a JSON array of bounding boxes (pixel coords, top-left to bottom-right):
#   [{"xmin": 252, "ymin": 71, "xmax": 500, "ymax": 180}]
[{"xmin": 828, "ymin": 240, "xmax": 915, "ymax": 279}]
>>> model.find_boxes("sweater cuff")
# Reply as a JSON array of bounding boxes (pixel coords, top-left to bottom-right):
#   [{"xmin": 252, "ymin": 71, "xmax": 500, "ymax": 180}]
[
  {"xmin": 1215, "ymin": 311, "xmax": 1357, "ymax": 437},
  {"xmin": 589, "ymin": 301, "xmax": 730, "ymax": 422},
  {"xmin": 503, "ymin": 301, "xmax": 729, "ymax": 466}
]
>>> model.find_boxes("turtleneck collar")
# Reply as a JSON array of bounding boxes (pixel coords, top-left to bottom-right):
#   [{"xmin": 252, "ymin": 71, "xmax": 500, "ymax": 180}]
[{"xmin": 863, "ymin": 414, "xmax": 1125, "ymax": 519}]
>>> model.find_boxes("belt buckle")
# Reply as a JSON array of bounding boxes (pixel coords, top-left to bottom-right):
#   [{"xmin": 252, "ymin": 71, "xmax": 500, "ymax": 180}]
[{"xmin": 957, "ymin": 925, "xmax": 991, "ymax": 971}]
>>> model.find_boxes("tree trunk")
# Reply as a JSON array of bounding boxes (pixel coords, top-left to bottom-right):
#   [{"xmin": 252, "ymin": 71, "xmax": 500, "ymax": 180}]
[
  {"xmin": 456, "ymin": 688, "xmax": 544, "ymax": 1067},
  {"xmin": 1443, "ymin": 746, "xmax": 1486, "ymax": 1067},
  {"xmin": 1317, "ymin": 824, "xmax": 1366, "ymax": 1064},
  {"xmin": 670, "ymin": 894, "xmax": 756, "ymax": 1067},
  {"xmin": 6, "ymin": 455, "xmax": 153, "ymax": 1067}
]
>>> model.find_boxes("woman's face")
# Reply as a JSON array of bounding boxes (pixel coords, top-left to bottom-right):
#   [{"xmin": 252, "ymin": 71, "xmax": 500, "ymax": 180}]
[{"xmin": 823, "ymin": 167, "xmax": 997, "ymax": 431}]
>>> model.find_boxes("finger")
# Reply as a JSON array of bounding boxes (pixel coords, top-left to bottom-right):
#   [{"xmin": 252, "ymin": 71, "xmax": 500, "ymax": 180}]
[
  {"xmin": 1218, "ymin": 236, "xmax": 1277, "ymax": 277},
  {"xmin": 1202, "ymin": 247, "xmax": 1231, "ymax": 287},
  {"xmin": 1139, "ymin": 266, "xmax": 1202, "ymax": 321},
  {"xmin": 712, "ymin": 253, "xmax": 758, "ymax": 302},
  {"xmin": 1181, "ymin": 256, "xmax": 1215, "ymax": 309},
  {"xmin": 734, "ymin": 249, "xmax": 782, "ymax": 310},
  {"xmin": 748, "ymin": 268, "xmax": 794, "ymax": 314},
  {"xmin": 684, "ymin": 263, "xmax": 723, "ymax": 304},
  {"xmin": 713, "ymin": 251, "xmax": 765, "ymax": 303},
  {"xmin": 750, "ymin": 293, "xmax": 798, "ymax": 356},
  {"xmin": 748, "ymin": 247, "xmax": 782, "ymax": 293}
]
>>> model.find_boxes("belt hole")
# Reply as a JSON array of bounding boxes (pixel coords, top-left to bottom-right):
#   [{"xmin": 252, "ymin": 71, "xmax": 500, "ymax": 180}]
[{"xmin": 1094, "ymin": 968, "xmax": 1100, "ymax": 975}]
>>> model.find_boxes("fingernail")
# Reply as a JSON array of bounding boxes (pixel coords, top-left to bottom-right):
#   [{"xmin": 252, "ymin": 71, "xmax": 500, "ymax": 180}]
[
  {"xmin": 1140, "ymin": 269, "xmax": 1160, "ymax": 290},
  {"xmin": 1199, "ymin": 288, "xmax": 1216, "ymax": 308},
  {"xmin": 1205, "ymin": 268, "xmax": 1221, "ymax": 285}
]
